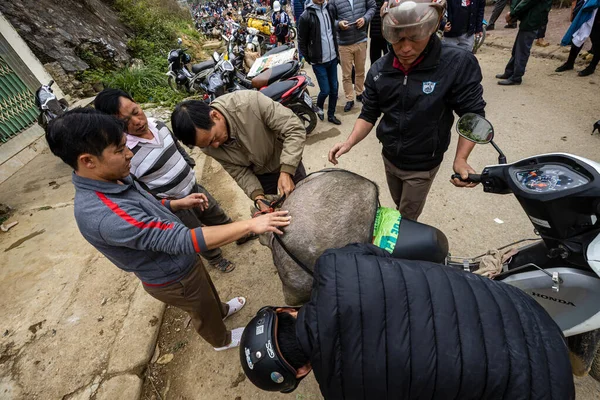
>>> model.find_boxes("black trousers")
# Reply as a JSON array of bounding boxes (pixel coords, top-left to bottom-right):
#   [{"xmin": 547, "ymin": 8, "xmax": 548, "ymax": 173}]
[
  {"xmin": 565, "ymin": 16, "xmax": 600, "ymax": 70},
  {"xmin": 369, "ymin": 36, "xmax": 388, "ymax": 64},
  {"xmin": 174, "ymin": 184, "xmax": 232, "ymax": 264},
  {"xmin": 489, "ymin": 0, "xmax": 511, "ymax": 26},
  {"xmin": 504, "ymin": 29, "xmax": 537, "ymax": 81},
  {"xmin": 256, "ymin": 161, "xmax": 307, "ymax": 195}
]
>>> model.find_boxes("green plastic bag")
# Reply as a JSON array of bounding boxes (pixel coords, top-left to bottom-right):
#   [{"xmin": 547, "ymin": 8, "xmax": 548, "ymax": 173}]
[{"xmin": 372, "ymin": 207, "xmax": 402, "ymax": 254}]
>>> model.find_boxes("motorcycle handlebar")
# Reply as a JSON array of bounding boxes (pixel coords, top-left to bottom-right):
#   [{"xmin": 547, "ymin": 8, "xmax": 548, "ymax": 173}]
[
  {"xmin": 451, "ymin": 173, "xmax": 482, "ymax": 183},
  {"xmin": 49, "ymin": 80, "xmax": 55, "ymax": 86}
]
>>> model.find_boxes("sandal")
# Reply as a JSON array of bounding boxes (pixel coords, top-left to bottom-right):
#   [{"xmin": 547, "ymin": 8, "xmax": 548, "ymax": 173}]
[
  {"xmin": 224, "ymin": 296, "xmax": 246, "ymax": 320},
  {"xmin": 212, "ymin": 258, "xmax": 235, "ymax": 273},
  {"xmin": 214, "ymin": 327, "xmax": 245, "ymax": 351}
]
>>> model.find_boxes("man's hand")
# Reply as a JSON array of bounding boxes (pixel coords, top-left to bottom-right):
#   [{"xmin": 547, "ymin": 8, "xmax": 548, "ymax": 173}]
[
  {"xmin": 254, "ymin": 195, "xmax": 271, "ymax": 212},
  {"xmin": 356, "ymin": 17, "xmax": 365, "ymax": 29},
  {"xmin": 450, "ymin": 158, "xmax": 479, "ymax": 188},
  {"xmin": 381, "ymin": 2, "xmax": 388, "ymax": 17},
  {"xmin": 249, "ymin": 210, "xmax": 291, "ymax": 235},
  {"xmin": 171, "ymin": 193, "xmax": 209, "ymax": 211},
  {"xmin": 444, "ymin": 22, "xmax": 452, "ymax": 32},
  {"xmin": 339, "ymin": 20, "xmax": 350, "ymax": 30},
  {"xmin": 277, "ymin": 172, "xmax": 295, "ymax": 197},
  {"xmin": 328, "ymin": 142, "xmax": 353, "ymax": 165},
  {"xmin": 475, "ymin": 31, "xmax": 483, "ymax": 39},
  {"xmin": 505, "ymin": 12, "xmax": 512, "ymax": 24}
]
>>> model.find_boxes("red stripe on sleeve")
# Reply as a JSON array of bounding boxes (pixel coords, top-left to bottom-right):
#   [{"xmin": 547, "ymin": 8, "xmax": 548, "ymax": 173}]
[
  {"xmin": 161, "ymin": 199, "xmax": 167, "ymax": 206},
  {"xmin": 96, "ymin": 192, "xmax": 174, "ymax": 231},
  {"xmin": 190, "ymin": 229, "xmax": 200, "ymax": 252}
]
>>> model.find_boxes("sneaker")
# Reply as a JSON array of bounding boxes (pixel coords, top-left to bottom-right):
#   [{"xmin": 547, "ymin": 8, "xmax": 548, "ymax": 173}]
[
  {"xmin": 486, "ymin": 23, "xmax": 495, "ymax": 31},
  {"xmin": 316, "ymin": 107, "xmax": 325, "ymax": 121},
  {"xmin": 555, "ymin": 63, "xmax": 574, "ymax": 73},
  {"xmin": 356, "ymin": 94, "xmax": 363, "ymax": 102},
  {"xmin": 344, "ymin": 101, "xmax": 354, "ymax": 112},
  {"xmin": 495, "ymin": 73, "xmax": 511, "ymax": 79},
  {"xmin": 328, "ymin": 115, "xmax": 342, "ymax": 125},
  {"xmin": 214, "ymin": 327, "xmax": 244, "ymax": 351},
  {"xmin": 504, "ymin": 23, "xmax": 517, "ymax": 29}
]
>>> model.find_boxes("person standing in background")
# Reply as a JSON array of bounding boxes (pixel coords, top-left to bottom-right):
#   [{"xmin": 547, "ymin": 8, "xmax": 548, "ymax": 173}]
[
  {"xmin": 487, "ymin": 0, "xmax": 517, "ymax": 30},
  {"xmin": 444, "ymin": 0, "xmax": 485, "ymax": 51},
  {"xmin": 329, "ymin": 0, "xmax": 377, "ymax": 112},
  {"xmin": 369, "ymin": 0, "xmax": 388, "ymax": 63}
]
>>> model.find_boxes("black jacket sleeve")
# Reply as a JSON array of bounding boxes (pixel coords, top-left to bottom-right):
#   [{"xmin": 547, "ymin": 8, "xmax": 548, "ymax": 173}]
[
  {"xmin": 447, "ymin": 52, "xmax": 486, "ymax": 117},
  {"xmin": 476, "ymin": 0, "xmax": 485, "ymax": 33},
  {"xmin": 297, "ymin": 13, "xmax": 310, "ymax": 64},
  {"xmin": 358, "ymin": 68, "xmax": 382, "ymax": 124}
]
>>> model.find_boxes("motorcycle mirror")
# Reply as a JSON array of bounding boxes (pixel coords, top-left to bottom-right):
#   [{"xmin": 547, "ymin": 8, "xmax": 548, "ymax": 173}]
[
  {"xmin": 456, "ymin": 113, "xmax": 508, "ymax": 164},
  {"xmin": 177, "ymin": 37, "xmax": 183, "ymax": 45},
  {"xmin": 456, "ymin": 113, "xmax": 494, "ymax": 144},
  {"xmin": 213, "ymin": 51, "xmax": 220, "ymax": 62}
]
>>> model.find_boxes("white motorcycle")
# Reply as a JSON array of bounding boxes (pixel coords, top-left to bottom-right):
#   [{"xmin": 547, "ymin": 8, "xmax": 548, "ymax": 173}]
[{"xmin": 447, "ymin": 113, "xmax": 600, "ymax": 378}]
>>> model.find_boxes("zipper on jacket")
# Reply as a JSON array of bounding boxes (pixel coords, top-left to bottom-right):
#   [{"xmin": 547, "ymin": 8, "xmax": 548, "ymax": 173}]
[{"xmin": 403, "ymin": 75, "xmax": 408, "ymax": 86}]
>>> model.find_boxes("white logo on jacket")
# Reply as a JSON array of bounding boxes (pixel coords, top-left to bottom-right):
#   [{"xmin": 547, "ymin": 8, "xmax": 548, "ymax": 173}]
[{"xmin": 422, "ymin": 81, "xmax": 437, "ymax": 94}]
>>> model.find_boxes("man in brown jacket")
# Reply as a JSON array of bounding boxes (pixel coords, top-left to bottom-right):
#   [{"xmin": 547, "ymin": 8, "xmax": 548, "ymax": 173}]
[{"xmin": 171, "ymin": 91, "xmax": 307, "ymax": 212}]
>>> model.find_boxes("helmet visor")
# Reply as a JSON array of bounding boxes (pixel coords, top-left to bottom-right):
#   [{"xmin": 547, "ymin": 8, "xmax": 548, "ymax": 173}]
[{"xmin": 382, "ymin": 1, "xmax": 442, "ymax": 44}]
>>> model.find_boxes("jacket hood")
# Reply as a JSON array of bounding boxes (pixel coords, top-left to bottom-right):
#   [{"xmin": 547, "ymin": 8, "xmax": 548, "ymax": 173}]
[
  {"xmin": 72, "ymin": 172, "xmax": 134, "ymax": 194},
  {"xmin": 306, "ymin": 0, "xmax": 326, "ymax": 10}
]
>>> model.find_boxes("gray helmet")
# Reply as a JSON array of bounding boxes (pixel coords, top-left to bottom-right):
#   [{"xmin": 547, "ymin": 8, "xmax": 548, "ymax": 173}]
[{"xmin": 382, "ymin": 0, "xmax": 444, "ymax": 44}]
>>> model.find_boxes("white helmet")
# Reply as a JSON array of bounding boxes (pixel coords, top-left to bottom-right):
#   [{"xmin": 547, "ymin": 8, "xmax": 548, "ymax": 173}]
[
  {"xmin": 382, "ymin": 0, "xmax": 444, "ymax": 44},
  {"xmin": 273, "ymin": 1, "xmax": 281, "ymax": 12}
]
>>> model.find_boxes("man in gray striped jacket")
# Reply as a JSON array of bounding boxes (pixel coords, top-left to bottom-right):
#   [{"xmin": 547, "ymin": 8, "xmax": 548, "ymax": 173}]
[{"xmin": 95, "ymin": 89, "xmax": 237, "ymax": 273}]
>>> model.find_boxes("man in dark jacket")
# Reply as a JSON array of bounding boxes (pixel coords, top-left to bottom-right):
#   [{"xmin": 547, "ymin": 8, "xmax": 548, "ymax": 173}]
[
  {"xmin": 240, "ymin": 244, "xmax": 576, "ymax": 399},
  {"xmin": 495, "ymin": 0, "xmax": 553, "ymax": 85},
  {"xmin": 329, "ymin": 0, "xmax": 486, "ymax": 221},
  {"xmin": 329, "ymin": 0, "xmax": 377, "ymax": 112},
  {"xmin": 444, "ymin": 0, "xmax": 486, "ymax": 50},
  {"xmin": 369, "ymin": 0, "xmax": 388, "ymax": 63},
  {"xmin": 298, "ymin": 0, "xmax": 342, "ymax": 124}
]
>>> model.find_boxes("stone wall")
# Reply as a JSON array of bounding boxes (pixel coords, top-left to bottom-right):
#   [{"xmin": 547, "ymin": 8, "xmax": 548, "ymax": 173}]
[{"xmin": 0, "ymin": 0, "xmax": 133, "ymax": 97}]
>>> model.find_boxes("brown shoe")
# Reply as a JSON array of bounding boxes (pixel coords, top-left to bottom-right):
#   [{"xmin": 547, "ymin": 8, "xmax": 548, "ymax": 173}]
[{"xmin": 535, "ymin": 38, "xmax": 550, "ymax": 47}]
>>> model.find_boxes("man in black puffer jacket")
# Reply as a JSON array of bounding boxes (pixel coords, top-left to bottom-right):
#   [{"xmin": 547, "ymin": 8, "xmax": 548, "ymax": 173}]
[
  {"xmin": 329, "ymin": 0, "xmax": 486, "ymax": 221},
  {"xmin": 298, "ymin": 0, "xmax": 342, "ymax": 124},
  {"xmin": 241, "ymin": 244, "xmax": 575, "ymax": 399}
]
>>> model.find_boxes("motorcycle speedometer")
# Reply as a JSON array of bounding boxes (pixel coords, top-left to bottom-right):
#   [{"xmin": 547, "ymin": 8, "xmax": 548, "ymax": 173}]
[
  {"xmin": 222, "ymin": 60, "xmax": 234, "ymax": 72},
  {"xmin": 514, "ymin": 165, "xmax": 589, "ymax": 194}
]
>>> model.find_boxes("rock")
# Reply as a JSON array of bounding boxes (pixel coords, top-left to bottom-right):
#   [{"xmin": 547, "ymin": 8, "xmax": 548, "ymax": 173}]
[
  {"xmin": 156, "ymin": 353, "xmax": 174, "ymax": 365},
  {"xmin": 96, "ymin": 374, "xmax": 142, "ymax": 400},
  {"xmin": 0, "ymin": 203, "xmax": 11, "ymax": 216},
  {"xmin": 0, "ymin": 0, "xmax": 133, "ymax": 97},
  {"xmin": 92, "ymin": 82, "xmax": 105, "ymax": 93}
]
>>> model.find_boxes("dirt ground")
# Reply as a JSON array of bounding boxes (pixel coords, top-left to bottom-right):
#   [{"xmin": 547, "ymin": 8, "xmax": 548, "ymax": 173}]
[{"xmin": 140, "ymin": 28, "xmax": 600, "ymax": 400}]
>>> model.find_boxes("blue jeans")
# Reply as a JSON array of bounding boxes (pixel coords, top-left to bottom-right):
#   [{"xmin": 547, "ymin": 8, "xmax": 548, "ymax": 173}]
[{"xmin": 312, "ymin": 58, "xmax": 338, "ymax": 118}]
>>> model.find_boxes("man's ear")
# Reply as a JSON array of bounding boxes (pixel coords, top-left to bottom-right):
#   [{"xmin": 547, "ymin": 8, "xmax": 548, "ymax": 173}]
[
  {"xmin": 78, "ymin": 154, "xmax": 97, "ymax": 170},
  {"xmin": 295, "ymin": 364, "xmax": 312, "ymax": 379}
]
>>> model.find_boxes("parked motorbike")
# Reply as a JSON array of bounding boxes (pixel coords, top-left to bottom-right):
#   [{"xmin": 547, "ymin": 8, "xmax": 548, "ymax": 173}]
[
  {"xmin": 35, "ymin": 80, "xmax": 68, "ymax": 129},
  {"xmin": 166, "ymin": 44, "xmax": 215, "ymax": 93},
  {"xmin": 259, "ymin": 74, "xmax": 317, "ymax": 135},
  {"xmin": 440, "ymin": 113, "xmax": 600, "ymax": 376}
]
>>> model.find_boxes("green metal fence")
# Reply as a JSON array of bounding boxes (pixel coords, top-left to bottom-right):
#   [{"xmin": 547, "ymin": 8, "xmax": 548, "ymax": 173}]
[{"xmin": 0, "ymin": 56, "xmax": 38, "ymax": 143}]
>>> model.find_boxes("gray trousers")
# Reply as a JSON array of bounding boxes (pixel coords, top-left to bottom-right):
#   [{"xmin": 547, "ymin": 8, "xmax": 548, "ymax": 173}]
[
  {"xmin": 489, "ymin": 0, "xmax": 510, "ymax": 26},
  {"xmin": 504, "ymin": 29, "xmax": 537, "ymax": 81},
  {"xmin": 174, "ymin": 184, "xmax": 232, "ymax": 264},
  {"xmin": 444, "ymin": 34, "xmax": 475, "ymax": 51}
]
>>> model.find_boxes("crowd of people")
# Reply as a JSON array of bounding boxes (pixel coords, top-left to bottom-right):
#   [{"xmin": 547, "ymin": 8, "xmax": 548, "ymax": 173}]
[{"xmin": 41, "ymin": 0, "xmax": 600, "ymax": 398}]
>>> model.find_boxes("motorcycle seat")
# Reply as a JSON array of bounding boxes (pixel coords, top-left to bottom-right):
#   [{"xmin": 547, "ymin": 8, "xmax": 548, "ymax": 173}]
[
  {"xmin": 392, "ymin": 218, "xmax": 449, "ymax": 264},
  {"xmin": 263, "ymin": 44, "xmax": 293, "ymax": 57},
  {"xmin": 259, "ymin": 79, "xmax": 296, "ymax": 101},
  {"xmin": 191, "ymin": 60, "xmax": 216, "ymax": 74},
  {"xmin": 251, "ymin": 61, "xmax": 299, "ymax": 88}
]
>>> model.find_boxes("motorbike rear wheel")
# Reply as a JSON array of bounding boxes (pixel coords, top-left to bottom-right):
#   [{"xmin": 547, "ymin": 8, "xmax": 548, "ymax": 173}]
[{"xmin": 289, "ymin": 103, "xmax": 317, "ymax": 135}]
